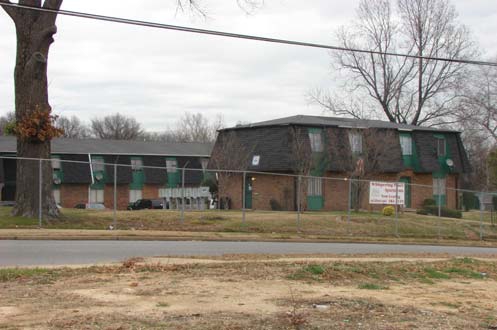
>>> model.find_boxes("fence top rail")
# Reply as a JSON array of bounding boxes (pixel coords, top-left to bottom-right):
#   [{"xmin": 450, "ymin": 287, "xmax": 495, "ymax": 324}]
[{"xmin": 0, "ymin": 155, "xmax": 491, "ymax": 195}]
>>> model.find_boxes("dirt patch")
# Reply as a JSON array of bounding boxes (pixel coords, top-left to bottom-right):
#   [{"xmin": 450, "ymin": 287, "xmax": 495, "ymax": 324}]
[{"xmin": 1, "ymin": 256, "xmax": 497, "ymax": 329}]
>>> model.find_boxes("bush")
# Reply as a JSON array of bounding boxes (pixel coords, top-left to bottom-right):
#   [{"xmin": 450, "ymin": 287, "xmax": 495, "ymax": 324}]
[
  {"xmin": 422, "ymin": 198, "xmax": 436, "ymax": 207},
  {"xmin": 269, "ymin": 199, "xmax": 283, "ymax": 211},
  {"xmin": 382, "ymin": 206, "xmax": 395, "ymax": 216},
  {"xmin": 416, "ymin": 208, "xmax": 429, "ymax": 215},
  {"xmin": 462, "ymin": 192, "xmax": 478, "ymax": 211},
  {"xmin": 422, "ymin": 205, "xmax": 462, "ymax": 219}
]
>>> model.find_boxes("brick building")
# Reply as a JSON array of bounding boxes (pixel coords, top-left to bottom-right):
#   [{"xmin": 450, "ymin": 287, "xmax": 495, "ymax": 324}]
[
  {"xmin": 0, "ymin": 137, "xmax": 212, "ymax": 209},
  {"xmin": 209, "ymin": 115, "xmax": 471, "ymax": 211}
]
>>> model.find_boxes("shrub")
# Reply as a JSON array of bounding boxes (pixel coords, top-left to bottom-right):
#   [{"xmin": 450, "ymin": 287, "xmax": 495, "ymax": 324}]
[
  {"xmin": 462, "ymin": 192, "xmax": 478, "ymax": 211},
  {"xmin": 382, "ymin": 206, "xmax": 395, "ymax": 216},
  {"xmin": 269, "ymin": 199, "xmax": 283, "ymax": 211},
  {"xmin": 423, "ymin": 205, "xmax": 462, "ymax": 219},
  {"xmin": 416, "ymin": 208, "xmax": 429, "ymax": 215},
  {"xmin": 422, "ymin": 198, "xmax": 436, "ymax": 207}
]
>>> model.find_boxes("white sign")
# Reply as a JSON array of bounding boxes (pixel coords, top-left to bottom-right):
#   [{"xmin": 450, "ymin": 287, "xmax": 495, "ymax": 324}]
[{"xmin": 369, "ymin": 181, "xmax": 405, "ymax": 205}]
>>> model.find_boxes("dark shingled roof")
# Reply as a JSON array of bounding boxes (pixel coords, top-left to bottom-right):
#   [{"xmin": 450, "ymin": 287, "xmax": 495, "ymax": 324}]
[
  {"xmin": 103, "ymin": 155, "xmax": 133, "ymax": 184},
  {"xmin": 0, "ymin": 136, "xmax": 212, "ymax": 157},
  {"xmin": 60, "ymin": 154, "xmax": 92, "ymax": 184},
  {"xmin": 211, "ymin": 115, "xmax": 469, "ymax": 175},
  {"xmin": 224, "ymin": 115, "xmax": 460, "ymax": 133}
]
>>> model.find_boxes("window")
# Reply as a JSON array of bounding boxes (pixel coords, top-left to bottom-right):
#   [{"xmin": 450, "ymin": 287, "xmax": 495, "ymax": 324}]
[
  {"xmin": 166, "ymin": 159, "xmax": 177, "ymax": 173},
  {"xmin": 129, "ymin": 189, "xmax": 142, "ymax": 203},
  {"xmin": 307, "ymin": 177, "xmax": 323, "ymax": 196},
  {"xmin": 51, "ymin": 157, "xmax": 61, "ymax": 170},
  {"xmin": 349, "ymin": 131, "xmax": 363, "ymax": 154},
  {"xmin": 91, "ymin": 158, "xmax": 105, "ymax": 172},
  {"xmin": 433, "ymin": 177, "xmax": 446, "ymax": 196},
  {"xmin": 90, "ymin": 189, "xmax": 104, "ymax": 203},
  {"xmin": 436, "ymin": 136, "xmax": 446, "ymax": 157},
  {"xmin": 53, "ymin": 189, "xmax": 61, "ymax": 204},
  {"xmin": 308, "ymin": 132, "xmax": 323, "ymax": 152},
  {"xmin": 131, "ymin": 158, "xmax": 143, "ymax": 171},
  {"xmin": 201, "ymin": 158, "xmax": 209, "ymax": 171},
  {"xmin": 400, "ymin": 134, "xmax": 412, "ymax": 155}
]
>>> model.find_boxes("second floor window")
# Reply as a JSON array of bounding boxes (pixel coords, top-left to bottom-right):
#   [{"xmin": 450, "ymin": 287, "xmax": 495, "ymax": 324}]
[
  {"xmin": 166, "ymin": 159, "xmax": 177, "ymax": 173},
  {"xmin": 91, "ymin": 158, "xmax": 104, "ymax": 172},
  {"xmin": 400, "ymin": 134, "xmax": 412, "ymax": 155},
  {"xmin": 436, "ymin": 136, "xmax": 446, "ymax": 157},
  {"xmin": 131, "ymin": 158, "xmax": 143, "ymax": 171},
  {"xmin": 308, "ymin": 132, "xmax": 323, "ymax": 152},
  {"xmin": 349, "ymin": 131, "xmax": 363, "ymax": 155}
]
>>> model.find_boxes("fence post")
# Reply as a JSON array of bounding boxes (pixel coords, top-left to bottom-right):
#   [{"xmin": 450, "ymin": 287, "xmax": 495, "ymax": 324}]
[
  {"xmin": 242, "ymin": 171, "xmax": 246, "ymax": 225},
  {"xmin": 437, "ymin": 190, "xmax": 442, "ymax": 239},
  {"xmin": 113, "ymin": 163, "xmax": 117, "ymax": 230},
  {"xmin": 480, "ymin": 192, "xmax": 484, "ymax": 241},
  {"xmin": 181, "ymin": 167, "xmax": 185, "ymax": 224},
  {"xmin": 347, "ymin": 178, "xmax": 351, "ymax": 234},
  {"xmin": 38, "ymin": 159, "xmax": 42, "ymax": 228},
  {"xmin": 395, "ymin": 181, "xmax": 399, "ymax": 237},
  {"xmin": 297, "ymin": 175, "xmax": 301, "ymax": 232}
]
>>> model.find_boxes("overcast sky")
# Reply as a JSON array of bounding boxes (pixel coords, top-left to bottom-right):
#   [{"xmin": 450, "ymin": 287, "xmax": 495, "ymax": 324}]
[{"xmin": 0, "ymin": 0, "xmax": 496, "ymax": 131}]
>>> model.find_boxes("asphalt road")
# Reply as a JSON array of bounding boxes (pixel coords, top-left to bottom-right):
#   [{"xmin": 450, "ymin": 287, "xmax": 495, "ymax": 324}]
[{"xmin": 1, "ymin": 240, "xmax": 497, "ymax": 267}]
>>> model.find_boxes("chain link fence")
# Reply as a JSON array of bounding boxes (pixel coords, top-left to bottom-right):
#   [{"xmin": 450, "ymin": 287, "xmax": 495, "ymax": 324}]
[{"xmin": 1, "ymin": 155, "xmax": 496, "ymax": 242}]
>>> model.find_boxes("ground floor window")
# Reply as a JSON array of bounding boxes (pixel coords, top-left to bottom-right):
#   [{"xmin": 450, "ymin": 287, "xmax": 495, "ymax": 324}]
[
  {"xmin": 433, "ymin": 177, "xmax": 446, "ymax": 206},
  {"xmin": 90, "ymin": 189, "xmax": 104, "ymax": 203},
  {"xmin": 129, "ymin": 189, "xmax": 142, "ymax": 203},
  {"xmin": 53, "ymin": 188, "xmax": 60, "ymax": 204},
  {"xmin": 307, "ymin": 177, "xmax": 323, "ymax": 196}
]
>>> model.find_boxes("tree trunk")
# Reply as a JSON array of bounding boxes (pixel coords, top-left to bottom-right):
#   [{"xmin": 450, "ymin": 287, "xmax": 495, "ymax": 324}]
[{"xmin": 1, "ymin": 0, "xmax": 63, "ymax": 218}]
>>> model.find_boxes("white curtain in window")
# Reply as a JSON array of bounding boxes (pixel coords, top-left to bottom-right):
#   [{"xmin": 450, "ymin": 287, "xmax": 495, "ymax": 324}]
[
  {"xmin": 433, "ymin": 178, "xmax": 446, "ymax": 195},
  {"xmin": 129, "ymin": 189, "xmax": 142, "ymax": 203},
  {"xmin": 90, "ymin": 189, "xmax": 104, "ymax": 203},
  {"xmin": 348, "ymin": 132, "xmax": 362, "ymax": 154},
  {"xmin": 166, "ymin": 160, "xmax": 177, "ymax": 173},
  {"xmin": 131, "ymin": 159, "xmax": 143, "ymax": 171},
  {"xmin": 308, "ymin": 133, "xmax": 323, "ymax": 152},
  {"xmin": 307, "ymin": 177, "xmax": 323, "ymax": 196},
  {"xmin": 400, "ymin": 135, "xmax": 412, "ymax": 155}
]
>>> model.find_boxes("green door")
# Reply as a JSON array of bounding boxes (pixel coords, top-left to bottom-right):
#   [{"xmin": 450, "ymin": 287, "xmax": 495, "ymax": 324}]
[
  {"xmin": 307, "ymin": 177, "xmax": 324, "ymax": 211},
  {"xmin": 245, "ymin": 176, "xmax": 253, "ymax": 209},
  {"xmin": 400, "ymin": 177, "xmax": 411, "ymax": 208}
]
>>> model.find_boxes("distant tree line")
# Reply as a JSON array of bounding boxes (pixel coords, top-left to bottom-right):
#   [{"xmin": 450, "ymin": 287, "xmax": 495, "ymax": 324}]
[{"xmin": 0, "ymin": 111, "xmax": 224, "ymax": 143}]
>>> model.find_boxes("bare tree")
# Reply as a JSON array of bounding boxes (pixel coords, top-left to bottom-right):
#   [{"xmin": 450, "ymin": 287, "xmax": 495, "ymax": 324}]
[
  {"xmin": 0, "ymin": 111, "xmax": 16, "ymax": 136},
  {"xmin": 142, "ymin": 112, "xmax": 225, "ymax": 143},
  {"xmin": 56, "ymin": 115, "xmax": 89, "ymax": 138},
  {"xmin": 90, "ymin": 113, "xmax": 143, "ymax": 140},
  {"xmin": 313, "ymin": 0, "xmax": 476, "ymax": 126},
  {"xmin": 348, "ymin": 129, "xmax": 400, "ymax": 211},
  {"xmin": 456, "ymin": 62, "xmax": 497, "ymax": 142},
  {"xmin": 0, "ymin": 0, "xmax": 259, "ymax": 218}
]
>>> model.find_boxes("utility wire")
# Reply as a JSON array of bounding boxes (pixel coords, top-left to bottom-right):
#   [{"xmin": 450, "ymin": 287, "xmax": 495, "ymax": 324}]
[{"xmin": 1, "ymin": 2, "xmax": 497, "ymax": 67}]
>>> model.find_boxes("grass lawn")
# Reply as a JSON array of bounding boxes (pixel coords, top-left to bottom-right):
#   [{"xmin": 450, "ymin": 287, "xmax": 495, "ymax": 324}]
[
  {"xmin": 1, "ymin": 206, "xmax": 497, "ymax": 242},
  {"xmin": 2, "ymin": 255, "xmax": 497, "ymax": 329}
]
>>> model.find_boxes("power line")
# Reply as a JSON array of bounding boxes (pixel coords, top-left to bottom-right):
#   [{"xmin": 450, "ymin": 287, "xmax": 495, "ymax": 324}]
[{"xmin": 1, "ymin": 2, "xmax": 497, "ymax": 67}]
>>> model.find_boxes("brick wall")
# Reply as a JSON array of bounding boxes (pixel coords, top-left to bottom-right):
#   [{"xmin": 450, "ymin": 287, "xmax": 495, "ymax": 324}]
[
  {"xmin": 103, "ymin": 184, "xmax": 129, "ymax": 210},
  {"xmin": 251, "ymin": 174, "xmax": 295, "ymax": 211},
  {"xmin": 60, "ymin": 184, "xmax": 88, "ymax": 208},
  {"xmin": 143, "ymin": 184, "xmax": 159, "ymax": 199},
  {"xmin": 217, "ymin": 171, "xmax": 460, "ymax": 212}
]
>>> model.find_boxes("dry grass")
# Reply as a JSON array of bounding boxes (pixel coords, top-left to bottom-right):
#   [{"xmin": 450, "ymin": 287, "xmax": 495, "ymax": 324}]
[
  {"xmin": 1, "ymin": 207, "xmax": 497, "ymax": 242},
  {"xmin": 1, "ymin": 255, "xmax": 497, "ymax": 329}
]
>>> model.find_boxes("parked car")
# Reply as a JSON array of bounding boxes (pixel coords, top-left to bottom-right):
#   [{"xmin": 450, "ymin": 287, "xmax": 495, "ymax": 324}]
[
  {"xmin": 127, "ymin": 199, "xmax": 164, "ymax": 210},
  {"xmin": 74, "ymin": 203, "xmax": 106, "ymax": 210}
]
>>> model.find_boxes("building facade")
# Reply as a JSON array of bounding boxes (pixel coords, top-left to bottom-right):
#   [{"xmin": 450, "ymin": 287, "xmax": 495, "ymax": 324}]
[
  {"xmin": 0, "ymin": 137, "xmax": 212, "ymax": 209},
  {"xmin": 209, "ymin": 115, "xmax": 471, "ymax": 211}
]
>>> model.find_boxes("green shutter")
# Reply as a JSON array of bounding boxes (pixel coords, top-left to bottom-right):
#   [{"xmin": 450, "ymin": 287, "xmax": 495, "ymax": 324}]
[{"xmin": 130, "ymin": 157, "xmax": 144, "ymax": 189}]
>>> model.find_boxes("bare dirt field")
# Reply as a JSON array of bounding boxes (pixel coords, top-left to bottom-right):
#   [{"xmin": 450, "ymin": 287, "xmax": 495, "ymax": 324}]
[{"xmin": 1, "ymin": 254, "xmax": 497, "ymax": 329}]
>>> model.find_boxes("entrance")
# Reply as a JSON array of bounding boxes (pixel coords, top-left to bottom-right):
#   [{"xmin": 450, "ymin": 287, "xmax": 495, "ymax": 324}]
[{"xmin": 400, "ymin": 177, "xmax": 411, "ymax": 208}]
